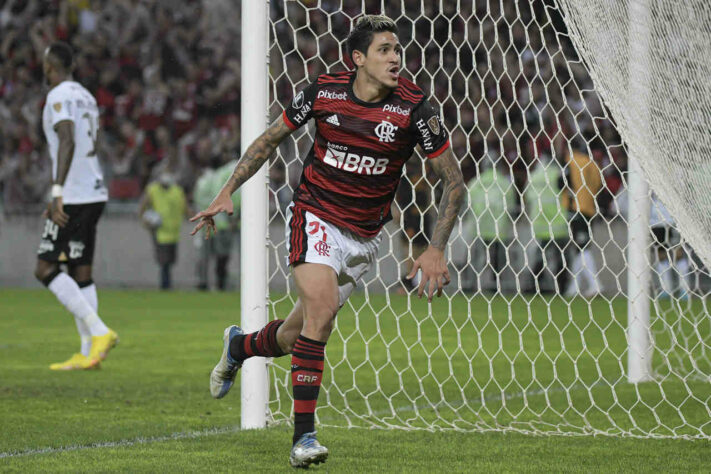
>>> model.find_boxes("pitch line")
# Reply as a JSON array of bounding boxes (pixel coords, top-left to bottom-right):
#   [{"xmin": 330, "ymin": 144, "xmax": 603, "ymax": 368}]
[
  {"xmin": 0, "ymin": 425, "xmax": 241, "ymax": 459},
  {"xmin": 2, "ymin": 383, "xmax": 598, "ymax": 459}
]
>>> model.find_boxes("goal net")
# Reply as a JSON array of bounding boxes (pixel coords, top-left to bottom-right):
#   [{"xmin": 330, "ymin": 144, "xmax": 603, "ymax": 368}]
[{"xmin": 261, "ymin": 0, "xmax": 711, "ymax": 438}]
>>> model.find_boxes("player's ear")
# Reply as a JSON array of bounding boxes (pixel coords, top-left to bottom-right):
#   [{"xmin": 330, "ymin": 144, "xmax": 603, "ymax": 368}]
[{"xmin": 352, "ymin": 49, "xmax": 365, "ymax": 68}]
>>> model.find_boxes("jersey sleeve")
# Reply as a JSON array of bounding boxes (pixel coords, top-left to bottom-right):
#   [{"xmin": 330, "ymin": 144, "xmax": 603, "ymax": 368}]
[
  {"xmin": 410, "ymin": 99, "xmax": 450, "ymax": 158},
  {"xmin": 282, "ymin": 81, "xmax": 319, "ymax": 131},
  {"xmin": 46, "ymin": 89, "xmax": 74, "ymax": 128}
]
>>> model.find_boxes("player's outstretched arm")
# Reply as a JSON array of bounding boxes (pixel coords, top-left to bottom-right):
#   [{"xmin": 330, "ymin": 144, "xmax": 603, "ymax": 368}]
[
  {"xmin": 408, "ymin": 147, "xmax": 465, "ymax": 301},
  {"xmin": 190, "ymin": 115, "xmax": 293, "ymax": 238}
]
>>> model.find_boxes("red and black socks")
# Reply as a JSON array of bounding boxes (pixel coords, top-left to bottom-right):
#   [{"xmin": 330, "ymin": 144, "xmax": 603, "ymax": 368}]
[
  {"xmin": 228, "ymin": 319, "xmax": 286, "ymax": 362},
  {"xmin": 291, "ymin": 335, "xmax": 326, "ymax": 445}
]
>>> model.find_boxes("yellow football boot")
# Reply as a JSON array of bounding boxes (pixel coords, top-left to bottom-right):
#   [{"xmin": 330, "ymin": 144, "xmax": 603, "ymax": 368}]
[
  {"xmin": 49, "ymin": 353, "xmax": 99, "ymax": 370},
  {"xmin": 89, "ymin": 329, "xmax": 119, "ymax": 364}
]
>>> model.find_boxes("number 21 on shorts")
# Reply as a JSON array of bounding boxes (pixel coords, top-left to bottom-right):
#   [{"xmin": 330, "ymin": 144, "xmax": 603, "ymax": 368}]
[{"xmin": 308, "ymin": 221, "xmax": 328, "ymax": 242}]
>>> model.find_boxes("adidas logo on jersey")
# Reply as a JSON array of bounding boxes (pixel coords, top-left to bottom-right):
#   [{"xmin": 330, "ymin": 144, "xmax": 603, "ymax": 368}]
[{"xmin": 326, "ymin": 114, "xmax": 340, "ymax": 126}]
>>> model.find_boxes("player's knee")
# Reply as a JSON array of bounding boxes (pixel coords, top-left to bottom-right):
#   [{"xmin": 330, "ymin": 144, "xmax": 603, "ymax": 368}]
[
  {"xmin": 34, "ymin": 261, "xmax": 59, "ymax": 285},
  {"xmin": 303, "ymin": 313, "xmax": 335, "ymax": 340},
  {"xmin": 301, "ymin": 288, "xmax": 339, "ymax": 317},
  {"xmin": 302, "ymin": 298, "xmax": 338, "ymax": 338}
]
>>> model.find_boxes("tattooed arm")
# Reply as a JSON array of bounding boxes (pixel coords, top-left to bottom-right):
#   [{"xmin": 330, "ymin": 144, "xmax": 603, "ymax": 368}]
[
  {"xmin": 428, "ymin": 147, "xmax": 466, "ymax": 250},
  {"xmin": 407, "ymin": 147, "xmax": 465, "ymax": 301},
  {"xmin": 220, "ymin": 116, "xmax": 293, "ymax": 196},
  {"xmin": 190, "ymin": 115, "xmax": 293, "ymax": 237}
]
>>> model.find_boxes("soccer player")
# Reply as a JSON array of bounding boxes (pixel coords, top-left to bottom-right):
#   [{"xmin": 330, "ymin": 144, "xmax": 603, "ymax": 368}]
[
  {"xmin": 191, "ymin": 16, "xmax": 465, "ymax": 467},
  {"xmin": 35, "ymin": 42, "xmax": 118, "ymax": 370},
  {"xmin": 561, "ymin": 139, "xmax": 604, "ymax": 298}
]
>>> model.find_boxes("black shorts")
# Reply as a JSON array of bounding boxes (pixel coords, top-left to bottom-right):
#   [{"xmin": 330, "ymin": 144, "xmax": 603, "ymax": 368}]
[
  {"xmin": 37, "ymin": 202, "xmax": 105, "ymax": 265},
  {"xmin": 569, "ymin": 213, "xmax": 592, "ymax": 248},
  {"xmin": 155, "ymin": 243, "xmax": 177, "ymax": 265},
  {"xmin": 652, "ymin": 226, "xmax": 680, "ymax": 251}
]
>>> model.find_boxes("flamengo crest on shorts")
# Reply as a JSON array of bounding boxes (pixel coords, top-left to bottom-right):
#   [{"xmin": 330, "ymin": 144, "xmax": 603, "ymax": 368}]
[{"xmin": 285, "ymin": 204, "xmax": 381, "ymax": 306}]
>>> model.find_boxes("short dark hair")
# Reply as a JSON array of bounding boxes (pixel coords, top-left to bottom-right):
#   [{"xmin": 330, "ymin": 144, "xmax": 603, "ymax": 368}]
[
  {"xmin": 47, "ymin": 41, "xmax": 74, "ymax": 71},
  {"xmin": 346, "ymin": 15, "xmax": 398, "ymax": 62}
]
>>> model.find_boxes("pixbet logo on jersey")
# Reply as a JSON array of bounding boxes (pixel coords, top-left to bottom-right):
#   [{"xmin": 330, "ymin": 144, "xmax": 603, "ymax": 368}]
[
  {"xmin": 317, "ymin": 90, "xmax": 347, "ymax": 100},
  {"xmin": 323, "ymin": 146, "xmax": 389, "ymax": 175},
  {"xmin": 382, "ymin": 104, "xmax": 410, "ymax": 116}
]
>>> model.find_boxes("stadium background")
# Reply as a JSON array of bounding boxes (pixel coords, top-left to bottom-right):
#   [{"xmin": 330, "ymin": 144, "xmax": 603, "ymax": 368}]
[
  {"xmin": 0, "ymin": 0, "xmax": 652, "ymax": 292},
  {"xmin": 2, "ymin": 0, "xmax": 711, "ymax": 468}
]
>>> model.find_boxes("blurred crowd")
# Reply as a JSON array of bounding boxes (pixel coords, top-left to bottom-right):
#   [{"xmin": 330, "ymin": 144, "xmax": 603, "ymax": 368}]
[
  {"xmin": 0, "ymin": 0, "xmax": 242, "ymax": 213},
  {"xmin": 269, "ymin": 0, "xmax": 627, "ymax": 210},
  {"xmin": 1, "ymin": 0, "xmax": 628, "ymax": 216}
]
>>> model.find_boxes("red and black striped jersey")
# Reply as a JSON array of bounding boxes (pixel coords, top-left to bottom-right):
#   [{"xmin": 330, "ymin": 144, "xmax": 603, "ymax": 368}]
[{"xmin": 282, "ymin": 70, "xmax": 450, "ymax": 238}]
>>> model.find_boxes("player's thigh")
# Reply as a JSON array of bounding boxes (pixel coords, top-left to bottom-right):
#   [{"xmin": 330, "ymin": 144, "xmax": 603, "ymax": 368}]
[
  {"xmin": 65, "ymin": 202, "xmax": 105, "ymax": 267},
  {"xmin": 36, "ymin": 215, "xmax": 71, "ymax": 270},
  {"xmin": 336, "ymin": 232, "xmax": 381, "ymax": 305},
  {"xmin": 292, "ymin": 263, "xmax": 340, "ymax": 320}
]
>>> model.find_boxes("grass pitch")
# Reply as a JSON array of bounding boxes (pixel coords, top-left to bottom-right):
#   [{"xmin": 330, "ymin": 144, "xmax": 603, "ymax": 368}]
[{"xmin": 1, "ymin": 289, "xmax": 709, "ymax": 472}]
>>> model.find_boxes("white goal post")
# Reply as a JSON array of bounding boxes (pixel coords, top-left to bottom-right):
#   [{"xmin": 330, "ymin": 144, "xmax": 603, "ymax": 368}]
[{"xmin": 239, "ymin": 1, "xmax": 711, "ymax": 438}]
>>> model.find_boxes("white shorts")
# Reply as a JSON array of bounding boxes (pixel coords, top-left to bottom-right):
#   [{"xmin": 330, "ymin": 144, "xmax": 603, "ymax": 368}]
[{"xmin": 285, "ymin": 204, "xmax": 381, "ymax": 306}]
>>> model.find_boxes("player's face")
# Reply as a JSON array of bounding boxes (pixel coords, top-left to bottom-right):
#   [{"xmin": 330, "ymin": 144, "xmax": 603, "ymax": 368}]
[{"xmin": 363, "ymin": 32, "xmax": 402, "ymax": 88}]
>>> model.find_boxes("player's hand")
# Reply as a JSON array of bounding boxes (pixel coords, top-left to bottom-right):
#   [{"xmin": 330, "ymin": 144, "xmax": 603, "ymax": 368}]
[
  {"xmin": 189, "ymin": 191, "xmax": 234, "ymax": 239},
  {"xmin": 407, "ymin": 246, "xmax": 451, "ymax": 302},
  {"xmin": 41, "ymin": 202, "xmax": 51, "ymax": 219},
  {"xmin": 49, "ymin": 197, "xmax": 69, "ymax": 227}
]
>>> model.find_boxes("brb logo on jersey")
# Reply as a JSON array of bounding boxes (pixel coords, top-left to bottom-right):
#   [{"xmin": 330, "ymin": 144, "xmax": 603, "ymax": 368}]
[
  {"xmin": 323, "ymin": 145, "xmax": 389, "ymax": 175},
  {"xmin": 375, "ymin": 120, "xmax": 398, "ymax": 143}
]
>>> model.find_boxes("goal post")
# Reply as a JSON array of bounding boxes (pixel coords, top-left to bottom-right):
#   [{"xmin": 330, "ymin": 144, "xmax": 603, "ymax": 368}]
[
  {"xmin": 625, "ymin": 0, "xmax": 652, "ymax": 384},
  {"xmin": 236, "ymin": 1, "xmax": 711, "ymax": 438},
  {"xmin": 239, "ymin": 0, "xmax": 270, "ymax": 430}
]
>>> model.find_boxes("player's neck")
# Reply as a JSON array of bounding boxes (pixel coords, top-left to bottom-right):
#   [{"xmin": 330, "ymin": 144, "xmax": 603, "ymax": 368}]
[
  {"xmin": 49, "ymin": 74, "xmax": 71, "ymax": 88},
  {"xmin": 352, "ymin": 70, "xmax": 392, "ymax": 103}
]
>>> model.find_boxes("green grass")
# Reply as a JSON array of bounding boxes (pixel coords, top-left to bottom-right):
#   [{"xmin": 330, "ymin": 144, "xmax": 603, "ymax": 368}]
[{"xmin": 1, "ymin": 289, "xmax": 710, "ymax": 472}]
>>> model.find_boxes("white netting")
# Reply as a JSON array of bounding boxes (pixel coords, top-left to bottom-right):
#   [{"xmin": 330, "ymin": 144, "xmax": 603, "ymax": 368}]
[
  {"xmin": 557, "ymin": 0, "xmax": 711, "ymax": 270},
  {"xmin": 263, "ymin": 0, "xmax": 711, "ymax": 438}
]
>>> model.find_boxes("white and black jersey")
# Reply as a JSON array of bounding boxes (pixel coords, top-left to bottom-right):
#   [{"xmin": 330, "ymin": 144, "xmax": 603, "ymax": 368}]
[{"xmin": 42, "ymin": 80, "xmax": 108, "ymax": 204}]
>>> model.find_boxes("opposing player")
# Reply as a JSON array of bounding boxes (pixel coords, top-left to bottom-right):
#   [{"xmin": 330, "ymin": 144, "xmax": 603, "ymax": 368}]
[
  {"xmin": 35, "ymin": 42, "xmax": 118, "ymax": 370},
  {"xmin": 191, "ymin": 16, "xmax": 465, "ymax": 467}
]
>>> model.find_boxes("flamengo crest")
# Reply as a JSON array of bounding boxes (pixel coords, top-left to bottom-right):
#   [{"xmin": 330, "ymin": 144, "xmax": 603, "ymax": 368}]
[
  {"xmin": 314, "ymin": 240, "xmax": 330, "ymax": 257},
  {"xmin": 375, "ymin": 120, "xmax": 398, "ymax": 142}
]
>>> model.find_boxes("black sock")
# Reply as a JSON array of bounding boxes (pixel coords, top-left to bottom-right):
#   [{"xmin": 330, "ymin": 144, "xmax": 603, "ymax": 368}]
[
  {"xmin": 291, "ymin": 335, "xmax": 325, "ymax": 445},
  {"xmin": 293, "ymin": 412, "xmax": 314, "ymax": 446},
  {"xmin": 229, "ymin": 320, "xmax": 286, "ymax": 362},
  {"xmin": 228, "ymin": 333, "xmax": 246, "ymax": 361}
]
